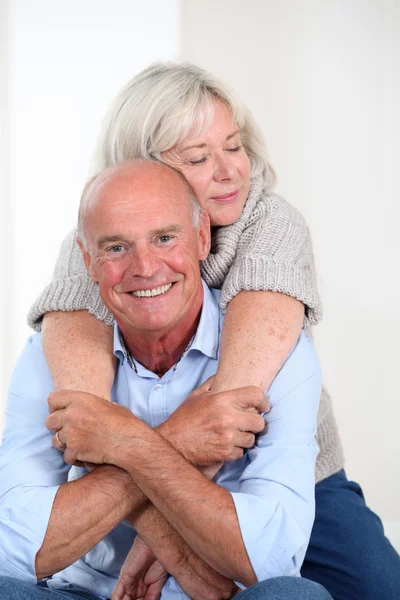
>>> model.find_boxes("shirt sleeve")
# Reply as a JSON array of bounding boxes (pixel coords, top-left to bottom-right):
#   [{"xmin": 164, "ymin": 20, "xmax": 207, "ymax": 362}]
[
  {"xmin": 27, "ymin": 229, "xmax": 114, "ymax": 332},
  {"xmin": 0, "ymin": 335, "xmax": 70, "ymax": 582},
  {"xmin": 229, "ymin": 332, "xmax": 322, "ymax": 582},
  {"xmin": 201, "ymin": 179, "xmax": 322, "ymax": 327}
]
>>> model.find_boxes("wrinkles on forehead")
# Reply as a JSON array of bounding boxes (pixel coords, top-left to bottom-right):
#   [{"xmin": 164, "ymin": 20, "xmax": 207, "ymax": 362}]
[{"xmin": 79, "ymin": 160, "xmax": 190, "ymax": 248}]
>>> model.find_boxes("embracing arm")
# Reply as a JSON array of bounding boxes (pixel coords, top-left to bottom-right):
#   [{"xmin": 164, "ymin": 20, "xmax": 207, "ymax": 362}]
[
  {"xmin": 41, "ymin": 291, "xmax": 302, "ymax": 400},
  {"xmin": 203, "ymin": 186, "xmax": 321, "ymax": 393},
  {"xmin": 29, "ymin": 229, "xmax": 115, "ymax": 397},
  {"xmin": 212, "ymin": 291, "xmax": 304, "ymax": 392},
  {"xmin": 42, "ymin": 312, "xmax": 115, "ymax": 399},
  {"xmin": 33, "ymin": 187, "xmax": 320, "ymax": 401}
]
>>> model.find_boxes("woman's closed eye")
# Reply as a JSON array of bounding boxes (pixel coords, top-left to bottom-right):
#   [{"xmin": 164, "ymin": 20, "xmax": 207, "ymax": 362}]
[
  {"xmin": 188, "ymin": 155, "xmax": 208, "ymax": 166},
  {"xmin": 187, "ymin": 146, "xmax": 243, "ymax": 166},
  {"xmin": 226, "ymin": 145, "xmax": 243, "ymax": 153}
]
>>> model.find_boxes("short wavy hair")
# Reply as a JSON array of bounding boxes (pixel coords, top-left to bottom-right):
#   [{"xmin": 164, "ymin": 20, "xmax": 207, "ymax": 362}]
[{"xmin": 90, "ymin": 62, "xmax": 276, "ymax": 192}]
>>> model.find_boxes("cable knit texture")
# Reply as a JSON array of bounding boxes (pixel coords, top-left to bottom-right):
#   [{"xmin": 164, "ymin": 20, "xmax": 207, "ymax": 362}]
[{"xmin": 27, "ymin": 176, "xmax": 344, "ymax": 483}]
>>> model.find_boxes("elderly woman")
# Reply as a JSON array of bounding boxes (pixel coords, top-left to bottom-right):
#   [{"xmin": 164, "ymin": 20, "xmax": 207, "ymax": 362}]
[{"xmin": 29, "ymin": 63, "xmax": 399, "ymax": 600}]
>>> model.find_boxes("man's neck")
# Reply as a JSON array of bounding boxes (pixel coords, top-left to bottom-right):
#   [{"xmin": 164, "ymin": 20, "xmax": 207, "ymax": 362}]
[{"xmin": 119, "ymin": 302, "xmax": 203, "ymax": 377}]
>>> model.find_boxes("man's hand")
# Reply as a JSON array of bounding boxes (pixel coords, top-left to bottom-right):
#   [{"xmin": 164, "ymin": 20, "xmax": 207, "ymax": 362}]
[
  {"xmin": 112, "ymin": 536, "xmax": 167, "ymax": 600},
  {"xmin": 114, "ymin": 535, "xmax": 239, "ymax": 600},
  {"xmin": 158, "ymin": 381, "xmax": 268, "ymax": 467},
  {"xmin": 45, "ymin": 390, "xmax": 137, "ymax": 466}
]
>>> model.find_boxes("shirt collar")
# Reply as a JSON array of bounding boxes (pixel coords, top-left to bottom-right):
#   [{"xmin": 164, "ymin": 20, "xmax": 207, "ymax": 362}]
[
  {"xmin": 190, "ymin": 280, "xmax": 221, "ymax": 359},
  {"xmin": 113, "ymin": 279, "xmax": 221, "ymax": 367}
]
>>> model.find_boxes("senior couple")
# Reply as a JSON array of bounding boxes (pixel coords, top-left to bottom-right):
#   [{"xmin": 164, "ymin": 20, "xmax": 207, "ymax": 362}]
[{"xmin": 0, "ymin": 62, "xmax": 398, "ymax": 600}]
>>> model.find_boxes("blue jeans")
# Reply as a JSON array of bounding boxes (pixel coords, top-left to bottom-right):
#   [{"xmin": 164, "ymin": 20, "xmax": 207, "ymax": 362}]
[
  {"xmin": 0, "ymin": 576, "xmax": 331, "ymax": 600},
  {"xmin": 302, "ymin": 470, "xmax": 400, "ymax": 600}
]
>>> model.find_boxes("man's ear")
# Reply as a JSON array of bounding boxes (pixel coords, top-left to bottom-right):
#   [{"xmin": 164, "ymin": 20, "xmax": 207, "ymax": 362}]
[
  {"xmin": 197, "ymin": 209, "xmax": 211, "ymax": 261},
  {"xmin": 76, "ymin": 236, "xmax": 99, "ymax": 282}
]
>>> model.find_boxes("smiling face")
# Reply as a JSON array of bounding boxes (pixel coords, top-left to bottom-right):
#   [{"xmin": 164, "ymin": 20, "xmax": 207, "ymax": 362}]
[
  {"xmin": 80, "ymin": 162, "xmax": 210, "ymax": 342},
  {"xmin": 161, "ymin": 100, "xmax": 251, "ymax": 227}
]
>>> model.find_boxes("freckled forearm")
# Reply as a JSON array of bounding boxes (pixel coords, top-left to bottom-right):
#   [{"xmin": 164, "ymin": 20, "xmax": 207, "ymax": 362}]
[
  {"xmin": 128, "ymin": 503, "xmax": 239, "ymax": 596},
  {"xmin": 42, "ymin": 311, "xmax": 115, "ymax": 399},
  {"xmin": 115, "ymin": 423, "xmax": 257, "ymax": 586},
  {"xmin": 35, "ymin": 466, "xmax": 143, "ymax": 579},
  {"xmin": 212, "ymin": 291, "xmax": 304, "ymax": 393}
]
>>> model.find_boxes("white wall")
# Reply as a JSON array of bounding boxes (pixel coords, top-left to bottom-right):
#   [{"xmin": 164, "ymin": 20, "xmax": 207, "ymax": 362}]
[
  {"xmin": 182, "ymin": 0, "xmax": 400, "ymax": 522},
  {"xmin": 0, "ymin": 0, "xmax": 180, "ymax": 430},
  {"xmin": 0, "ymin": 0, "xmax": 12, "ymax": 434}
]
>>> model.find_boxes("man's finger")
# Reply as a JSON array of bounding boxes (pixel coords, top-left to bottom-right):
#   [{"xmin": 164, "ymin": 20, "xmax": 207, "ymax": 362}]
[
  {"xmin": 233, "ymin": 386, "xmax": 269, "ymax": 413},
  {"xmin": 237, "ymin": 412, "xmax": 266, "ymax": 435},
  {"xmin": 110, "ymin": 579, "xmax": 125, "ymax": 600},
  {"xmin": 236, "ymin": 432, "xmax": 256, "ymax": 449},
  {"xmin": 47, "ymin": 390, "xmax": 75, "ymax": 413},
  {"xmin": 45, "ymin": 411, "xmax": 64, "ymax": 433},
  {"xmin": 52, "ymin": 430, "xmax": 66, "ymax": 452}
]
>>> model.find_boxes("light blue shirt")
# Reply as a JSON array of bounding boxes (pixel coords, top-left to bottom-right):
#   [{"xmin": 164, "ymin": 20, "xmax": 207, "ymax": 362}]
[{"xmin": 0, "ymin": 283, "xmax": 321, "ymax": 599}]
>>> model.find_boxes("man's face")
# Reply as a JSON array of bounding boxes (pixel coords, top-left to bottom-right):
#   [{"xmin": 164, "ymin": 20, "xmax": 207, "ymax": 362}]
[{"xmin": 81, "ymin": 164, "xmax": 210, "ymax": 336}]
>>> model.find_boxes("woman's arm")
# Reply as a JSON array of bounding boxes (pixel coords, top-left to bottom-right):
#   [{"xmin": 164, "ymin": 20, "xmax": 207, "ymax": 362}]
[
  {"xmin": 203, "ymin": 182, "xmax": 320, "ymax": 393},
  {"xmin": 42, "ymin": 311, "xmax": 115, "ymax": 399},
  {"xmin": 212, "ymin": 291, "xmax": 304, "ymax": 393},
  {"xmin": 30, "ymin": 229, "xmax": 116, "ymax": 398}
]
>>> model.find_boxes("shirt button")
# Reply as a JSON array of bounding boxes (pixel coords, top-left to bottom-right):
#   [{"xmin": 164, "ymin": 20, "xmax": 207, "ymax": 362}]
[{"xmin": 155, "ymin": 383, "xmax": 162, "ymax": 391}]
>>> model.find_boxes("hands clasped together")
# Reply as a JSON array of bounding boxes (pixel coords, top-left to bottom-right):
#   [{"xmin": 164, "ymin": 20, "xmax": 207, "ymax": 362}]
[{"xmin": 45, "ymin": 381, "xmax": 268, "ymax": 600}]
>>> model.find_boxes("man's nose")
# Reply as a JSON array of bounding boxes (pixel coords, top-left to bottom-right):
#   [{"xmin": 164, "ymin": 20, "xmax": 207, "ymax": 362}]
[{"xmin": 129, "ymin": 244, "xmax": 162, "ymax": 278}]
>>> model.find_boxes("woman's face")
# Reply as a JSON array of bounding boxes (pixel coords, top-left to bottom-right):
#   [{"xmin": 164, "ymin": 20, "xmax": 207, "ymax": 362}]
[{"xmin": 161, "ymin": 100, "xmax": 251, "ymax": 227}]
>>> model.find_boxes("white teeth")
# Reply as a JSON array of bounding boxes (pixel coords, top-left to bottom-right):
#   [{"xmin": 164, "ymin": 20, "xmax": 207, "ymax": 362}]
[{"xmin": 131, "ymin": 283, "xmax": 172, "ymax": 298}]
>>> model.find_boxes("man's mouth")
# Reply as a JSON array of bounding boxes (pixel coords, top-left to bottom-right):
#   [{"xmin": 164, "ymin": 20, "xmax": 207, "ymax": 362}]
[{"xmin": 130, "ymin": 283, "xmax": 172, "ymax": 298}]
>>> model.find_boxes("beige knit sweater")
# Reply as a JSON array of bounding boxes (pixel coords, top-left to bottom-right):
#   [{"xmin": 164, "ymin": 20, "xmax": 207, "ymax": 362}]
[{"xmin": 28, "ymin": 177, "xmax": 344, "ymax": 483}]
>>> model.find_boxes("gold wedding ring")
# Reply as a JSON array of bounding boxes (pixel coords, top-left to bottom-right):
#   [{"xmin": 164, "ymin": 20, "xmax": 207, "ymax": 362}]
[{"xmin": 55, "ymin": 430, "xmax": 63, "ymax": 446}]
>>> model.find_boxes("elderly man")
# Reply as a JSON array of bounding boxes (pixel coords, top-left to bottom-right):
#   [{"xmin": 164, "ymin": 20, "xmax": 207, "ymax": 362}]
[{"xmin": 0, "ymin": 161, "xmax": 331, "ymax": 600}]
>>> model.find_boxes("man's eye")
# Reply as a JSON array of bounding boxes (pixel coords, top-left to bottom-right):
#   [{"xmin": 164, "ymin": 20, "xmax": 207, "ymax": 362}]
[
  {"xmin": 158, "ymin": 236, "xmax": 172, "ymax": 243},
  {"xmin": 108, "ymin": 245, "xmax": 125, "ymax": 253}
]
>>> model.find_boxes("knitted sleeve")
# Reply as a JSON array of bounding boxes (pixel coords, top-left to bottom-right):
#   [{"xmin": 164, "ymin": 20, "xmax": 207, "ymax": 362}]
[
  {"xmin": 201, "ymin": 179, "xmax": 322, "ymax": 327},
  {"xmin": 27, "ymin": 229, "xmax": 113, "ymax": 332}
]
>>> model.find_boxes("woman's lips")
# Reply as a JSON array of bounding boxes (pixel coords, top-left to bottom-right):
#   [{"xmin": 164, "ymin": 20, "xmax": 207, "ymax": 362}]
[{"xmin": 210, "ymin": 190, "xmax": 239, "ymax": 203}]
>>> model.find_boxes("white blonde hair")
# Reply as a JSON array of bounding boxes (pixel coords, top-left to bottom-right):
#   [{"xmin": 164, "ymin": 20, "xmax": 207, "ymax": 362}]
[{"xmin": 90, "ymin": 62, "xmax": 276, "ymax": 191}]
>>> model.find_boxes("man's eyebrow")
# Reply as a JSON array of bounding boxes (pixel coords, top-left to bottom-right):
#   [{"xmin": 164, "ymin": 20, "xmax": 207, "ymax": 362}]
[
  {"xmin": 149, "ymin": 224, "xmax": 184, "ymax": 236},
  {"xmin": 181, "ymin": 129, "xmax": 241, "ymax": 152},
  {"xmin": 97, "ymin": 235, "xmax": 124, "ymax": 248}
]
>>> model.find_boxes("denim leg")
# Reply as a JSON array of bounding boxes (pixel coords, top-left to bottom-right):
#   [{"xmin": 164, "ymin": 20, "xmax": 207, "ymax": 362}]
[
  {"xmin": 0, "ymin": 577, "xmax": 104, "ymax": 600},
  {"xmin": 239, "ymin": 577, "xmax": 332, "ymax": 600},
  {"xmin": 301, "ymin": 470, "xmax": 400, "ymax": 600}
]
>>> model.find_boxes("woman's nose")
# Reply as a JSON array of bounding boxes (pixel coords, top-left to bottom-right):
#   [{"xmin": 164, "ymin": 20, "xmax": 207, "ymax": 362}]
[{"xmin": 213, "ymin": 153, "xmax": 236, "ymax": 181}]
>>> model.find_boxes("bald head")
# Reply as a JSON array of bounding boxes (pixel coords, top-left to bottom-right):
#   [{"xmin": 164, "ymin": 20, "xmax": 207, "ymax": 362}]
[{"xmin": 77, "ymin": 159, "xmax": 201, "ymax": 251}]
